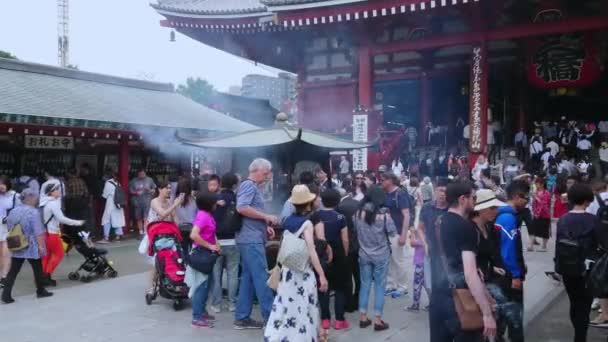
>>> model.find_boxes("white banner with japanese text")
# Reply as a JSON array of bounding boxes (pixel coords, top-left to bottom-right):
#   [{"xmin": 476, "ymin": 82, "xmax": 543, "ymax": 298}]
[{"xmin": 352, "ymin": 114, "xmax": 368, "ymax": 171}]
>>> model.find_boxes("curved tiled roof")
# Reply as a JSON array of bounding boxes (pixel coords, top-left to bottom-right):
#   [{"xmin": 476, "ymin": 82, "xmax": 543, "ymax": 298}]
[
  {"xmin": 261, "ymin": 0, "xmax": 337, "ymax": 5},
  {"xmin": 151, "ymin": 0, "xmax": 268, "ymax": 16}
]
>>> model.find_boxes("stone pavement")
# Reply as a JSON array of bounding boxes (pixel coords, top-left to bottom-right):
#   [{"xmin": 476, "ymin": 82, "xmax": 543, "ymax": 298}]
[{"xmin": 1, "ymin": 235, "xmax": 558, "ymax": 342}]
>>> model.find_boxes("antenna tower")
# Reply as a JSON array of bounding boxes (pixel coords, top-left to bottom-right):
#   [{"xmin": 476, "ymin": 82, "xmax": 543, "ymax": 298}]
[{"xmin": 57, "ymin": 0, "xmax": 69, "ymax": 67}]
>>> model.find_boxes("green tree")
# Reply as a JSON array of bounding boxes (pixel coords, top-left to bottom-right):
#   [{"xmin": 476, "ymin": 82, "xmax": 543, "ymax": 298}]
[
  {"xmin": 0, "ymin": 50, "xmax": 17, "ymax": 59},
  {"xmin": 177, "ymin": 77, "xmax": 216, "ymax": 105}
]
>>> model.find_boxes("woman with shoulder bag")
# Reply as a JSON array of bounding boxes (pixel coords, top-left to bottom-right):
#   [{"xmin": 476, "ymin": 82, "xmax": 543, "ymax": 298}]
[
  {"xmin": 264, "ymin": 185, "xmax": 329, "ymax": 342},
  {"xmin": 188, "ymin": 191, "xmax": 221, "ymax": 328}
]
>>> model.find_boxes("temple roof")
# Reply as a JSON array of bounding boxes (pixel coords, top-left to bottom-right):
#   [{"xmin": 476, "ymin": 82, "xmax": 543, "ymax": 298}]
[
  {"xmin": 0, "ymin": 58, "xmax": 257, "ymax": 132},
  {"xmin": 261, "ymin": 0, "xmax": 360, "ymax": 7},
  {"xmin": 151, "ymin": 0, "xmax": 268, "ymax": 16},
  {"xmin": 177, "ymin": 127, "xmax": 374, "ymax": 149}
]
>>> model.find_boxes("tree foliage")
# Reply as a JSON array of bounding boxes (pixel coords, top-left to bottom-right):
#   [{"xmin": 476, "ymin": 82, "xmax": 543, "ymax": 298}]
[
  {"xmin": 0, "ymin": 50, "xmax": 17, "ymax": 60},
  {"xmin": 177, "ymin": 77, "xmax": 216, "ymax": 105}
]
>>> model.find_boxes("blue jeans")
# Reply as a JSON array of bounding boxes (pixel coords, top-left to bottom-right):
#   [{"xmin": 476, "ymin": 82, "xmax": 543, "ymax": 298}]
[
  {"xmin": 192, "ymin": 271, "xmax": 214, "ymax": 320},
  {"xmin": 211, "ymin": 245, "xmax": 240, "ymax": 307},
  {"xmin": 235, "ymin": 243, "xmax": 273, "ymax": 321},
  {"xmin": 359, "ymin": 257, "xmax": 389, "ymax": 317}
]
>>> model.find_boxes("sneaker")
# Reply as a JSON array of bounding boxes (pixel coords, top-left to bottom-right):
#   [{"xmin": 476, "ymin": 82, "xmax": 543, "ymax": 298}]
[
  {"xmin": 384, "ymin": 288, "xmax": 397, "ymax": 296},
  {"xmin": 1, "ymin": 296, "xmax": 15, "ymax": 304},
  {"xmin": 321, "ymin": 319, "xmax": 331, "ymax": 330},
  {"xmin": 592, "ymin": 299, "xmax": 600, "ymax": 310},
  {"xmin": 391, "ymin": 290, "xmax": 408, "ymax": 299},
  {"xmin": 334, "ymin": 320, "xmax": 350, "ymax": 330},
  {"xmin": 191, "ymin": 319, "xmax": 213, "ymax": 328},
  {"xmin": 202, "ymin": 313, "xmax": 216, "ymax": 322},
  {"xmin": 590, "ymin": 316, "xmax": 608, "ymax": 327},
  {"xmin": 98, "ymin": 239, "xmax": 110, "ymax": 244},
  {"xmin": 374, "ymin": 321, "xmax": 389, "ymax": 332},
  {"xmin": 234, "ymin": 318, "xmax": 264, "ymax": 330},
  {"xmin": 228, "ymin": 303, "xmax": 237, "ymax": 312},
  {"xmin": 406, "ymin": 304, "xmax": 420, "ymax": 312},
  {"xmin": 36, "ymin": 289, "xmax": 53, "ymax": 298},
  {"xmin": 209, "ymin": 305, "xmax": 221, "ymax": 314}
]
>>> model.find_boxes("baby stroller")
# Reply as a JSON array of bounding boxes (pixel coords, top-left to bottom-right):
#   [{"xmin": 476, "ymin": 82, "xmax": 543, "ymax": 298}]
[
  {"xmin": 145, "ymin": 221, "xmax": 189, "ymax": 310},
  {"xmin": 62, "ymin": 228, "xmax": 118, "ymax": 283}
]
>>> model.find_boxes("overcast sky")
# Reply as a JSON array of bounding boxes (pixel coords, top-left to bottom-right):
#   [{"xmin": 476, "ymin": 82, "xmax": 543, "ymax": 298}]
[{"xmin": 0, "ymin": 0, "xmax": 279, "ymax": 91}]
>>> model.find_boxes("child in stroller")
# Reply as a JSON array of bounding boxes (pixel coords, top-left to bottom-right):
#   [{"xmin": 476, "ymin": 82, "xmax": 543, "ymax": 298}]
[
  {"xmin": 62, "ymin": 227, "xmax": 118, "ymax": 283},
  {"xmin": 145, "ymin": 221, "xmax": 189, "ymax": 310}
]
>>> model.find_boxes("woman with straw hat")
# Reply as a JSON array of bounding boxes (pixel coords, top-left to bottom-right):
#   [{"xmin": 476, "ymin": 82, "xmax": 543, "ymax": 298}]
[{"xmin": 264, "ymin": 184, "xmax": 328, "ymax": 342}]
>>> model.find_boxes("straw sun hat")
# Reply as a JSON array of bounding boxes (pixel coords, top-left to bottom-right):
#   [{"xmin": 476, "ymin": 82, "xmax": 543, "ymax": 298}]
[
  {"xmin": 474, "ymin": 189, "xmax": 506, "ymax": 211},
  {"xmin": 288, "ymin": 184, "xmax": 317, "ymax": 205}
]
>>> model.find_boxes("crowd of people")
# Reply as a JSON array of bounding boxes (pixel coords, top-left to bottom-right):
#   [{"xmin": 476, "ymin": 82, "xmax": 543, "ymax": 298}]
[{"xmin": 1, "ymin": 116, "xmax": 607, "ymax": 342}]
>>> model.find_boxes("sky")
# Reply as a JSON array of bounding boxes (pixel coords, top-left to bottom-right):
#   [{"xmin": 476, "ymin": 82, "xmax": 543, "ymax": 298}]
[{"xmin": 0, "ymin": 0, "xmax": 279, "ymax": 91}]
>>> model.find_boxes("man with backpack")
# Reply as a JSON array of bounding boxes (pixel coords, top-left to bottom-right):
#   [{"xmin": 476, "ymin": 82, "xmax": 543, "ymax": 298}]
[
  {"xmin": 380, "ymin": 172, "xmax": 411, "ymax": 298},
  {"xmin": 555, "ymin": 183, "xmax": 602, "ymax": 342},
  {"xmin": 13, "ymin": 170, "xmax": 39, "ymax": 195},
  {"xmin": 210, "ymin": 173, "xmax": 241, "ymax": 314}
]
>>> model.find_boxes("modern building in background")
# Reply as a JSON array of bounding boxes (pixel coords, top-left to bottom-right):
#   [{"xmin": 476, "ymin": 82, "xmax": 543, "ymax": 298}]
[{"xmin": 241, "ymin": 72, "xmax": 296, "ymax": 110}]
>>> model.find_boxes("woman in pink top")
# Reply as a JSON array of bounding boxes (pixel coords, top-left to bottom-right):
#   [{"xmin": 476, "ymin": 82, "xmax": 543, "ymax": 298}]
[
  {"xmin": 189, "ymin": 192, "xmax": 220, "ymax": 328},
  {"xmin": 529, "ymin": 177, "xmax": 551, "ymax": 252}
]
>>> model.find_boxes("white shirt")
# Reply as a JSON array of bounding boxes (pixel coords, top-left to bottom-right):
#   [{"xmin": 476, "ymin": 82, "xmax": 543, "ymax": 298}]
[
  {"xmin": 546, "ymin": 141, "xmax": 559, "ymax": 157},
  {"xmin": 42, "ymin": 198, "xmax": 81, "ymax": 234},
  {"xmin": 530, "ymin": 141, "xmax": 543, "ymax": 155},
  {"xmin": 0, "ymin": 191, "xmax": 20, "ymax": 221},
  {"xmin": 463, "ymin": 125, "xmax": 470, "ymax": 139},
  {"xmin": 541, "ymin": 152, "xmax": 552, "ymax": 169},
  {"xmin": 392, "ymin": 161, "xmax": 404, "ymax": 176},
  {"xmin": 600, "ymin": 147, "xmax": 608, "ymax": 162},
  {"xmin": 577, "ymin": 161, "xmax": 590, "ymax": 174},
  {"xmin": 577, "ymin": 139, "xmax": 592, "ymax": 150},
  {"xmin": 587, "ymin": 192, "xmax": 608, "ymax": 215},
  {"xmin": 487, "ymin": 124, "xmax": 495, "ymax": 145}
]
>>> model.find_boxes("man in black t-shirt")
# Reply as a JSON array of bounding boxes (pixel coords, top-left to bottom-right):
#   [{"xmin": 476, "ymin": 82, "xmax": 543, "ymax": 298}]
[{"xmin": 429, "ymin": 181, "xmax": 496, "ymax": 342}]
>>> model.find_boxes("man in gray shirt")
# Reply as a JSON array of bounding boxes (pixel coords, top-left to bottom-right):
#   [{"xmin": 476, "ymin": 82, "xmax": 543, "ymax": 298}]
[
  {"xmin": 234, "ymin": 158, "xmax": 278, "ymax": 330},
  {"xmin": 128, "ymin": 170, "xmax": 156, "ymax": 236}
]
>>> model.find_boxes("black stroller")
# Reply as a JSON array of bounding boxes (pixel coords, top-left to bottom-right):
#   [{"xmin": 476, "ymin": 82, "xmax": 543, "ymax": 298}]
[{"xmin": 62, "ymin": 228, "xmax": 118, "ymax": 283}]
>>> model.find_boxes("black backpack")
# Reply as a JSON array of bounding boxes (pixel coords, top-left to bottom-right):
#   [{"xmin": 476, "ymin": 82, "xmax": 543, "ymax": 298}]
[
  {"xmin": 216, "ymin": 192, "xmax": 242, "ymax": 236},
  {"xmin": 13, "ymin": 177, "xmax": 34, "ymax": 194},
  {"xmin": 109, "ymin": 181, "xmax": 127, "ymax": 209},
  {"xmin": 596, "ymin": 194, "xmax": 608, "ymax": 231},
  {"xmin": 555, "ymin": 222, "xmax": 587, "ymax": 277}
]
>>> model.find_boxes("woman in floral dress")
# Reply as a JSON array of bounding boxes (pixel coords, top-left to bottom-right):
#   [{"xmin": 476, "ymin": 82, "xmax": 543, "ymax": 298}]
[{"xmin": 264, "ymin": 185, "xmax": 329, "ymax": 342}]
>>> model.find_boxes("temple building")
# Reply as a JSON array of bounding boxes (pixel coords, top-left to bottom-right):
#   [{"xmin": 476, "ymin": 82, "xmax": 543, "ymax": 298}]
[{"xmin": 152, "ymin": 0, "xmax": 608, "ymax": 169}]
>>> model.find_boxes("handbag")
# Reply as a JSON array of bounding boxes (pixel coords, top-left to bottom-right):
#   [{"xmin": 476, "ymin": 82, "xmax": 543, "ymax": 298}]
[
  {"xmin": 6, "ymin": 211, "xmax": 28, "ymax": 252},
  {"xmin": 589, "ymin": 251, "xmax": 608, "ymax": 298},
  {"xmin": 189, "ymin": 246, "xmax": 219, "ymax": 274},
  {"xmin": 277, "ymin": 220, "xmax": 311, "ymax": 273},
  {"xmin": 435, "ymin": 216, "xmax": 496, "ymax": 331}
]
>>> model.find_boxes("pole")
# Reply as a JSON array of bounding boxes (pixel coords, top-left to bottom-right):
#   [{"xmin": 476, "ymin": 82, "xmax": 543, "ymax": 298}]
[{"xmin": 118, "ymin": 136, "xmax": 130, "ymax": 231}]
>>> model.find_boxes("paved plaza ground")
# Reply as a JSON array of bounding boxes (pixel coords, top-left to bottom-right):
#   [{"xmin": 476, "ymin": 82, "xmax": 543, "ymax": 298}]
[{"xmin": 0, "ymin": 231, "xmax": 568, "ymax": 342}]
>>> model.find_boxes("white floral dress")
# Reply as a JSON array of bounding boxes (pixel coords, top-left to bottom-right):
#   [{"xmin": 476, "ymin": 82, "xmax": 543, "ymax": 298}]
[{"xmin": 264, "ymin": 265, "xmax": 319, "ymax": 342}]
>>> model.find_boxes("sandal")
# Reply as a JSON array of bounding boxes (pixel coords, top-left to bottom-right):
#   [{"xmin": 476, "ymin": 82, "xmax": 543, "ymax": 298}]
[
  {"xmin": 374, "ymin": 321, "xmax": 389, "ymax": 332},
  {"xmin": 359, "ymin": 319, "xmax": 372, "ymax": 329},
  {"xmin": 319, "ymin": 329, "xmax": 329, "ymax": 342}
]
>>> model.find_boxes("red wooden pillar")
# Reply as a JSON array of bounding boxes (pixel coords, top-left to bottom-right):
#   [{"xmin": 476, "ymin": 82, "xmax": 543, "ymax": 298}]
[
  {"xmin": 468, "ymin": 43, "xmax": 489, "ymax": 168},
  {"xmin": 118, "ymin": 137, "xmax": 130, "ymax": 231},
  {"xmin": 358, "ymin": 45, "xmax": 372, "ymax": 108},
  {"xmin": 420, "ymin": 72, "xmax": 431, "ymax": 145}
]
